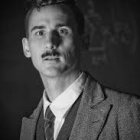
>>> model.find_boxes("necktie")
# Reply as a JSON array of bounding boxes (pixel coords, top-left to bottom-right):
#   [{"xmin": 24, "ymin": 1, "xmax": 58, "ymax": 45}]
[{"xmin": 44, "ymin": 106, "xmax": 55, "ymax": 140}]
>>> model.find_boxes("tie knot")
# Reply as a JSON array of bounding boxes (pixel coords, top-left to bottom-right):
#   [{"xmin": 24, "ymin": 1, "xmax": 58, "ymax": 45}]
[{"xmin": 45, "ymin": 106, "xmax": 55, "ymax": 121}]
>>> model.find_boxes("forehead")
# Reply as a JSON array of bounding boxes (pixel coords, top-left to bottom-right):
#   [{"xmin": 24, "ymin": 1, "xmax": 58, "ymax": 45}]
[{"xmin": 28, "ymin": 5, "xmax": 76, "ymax": 29}]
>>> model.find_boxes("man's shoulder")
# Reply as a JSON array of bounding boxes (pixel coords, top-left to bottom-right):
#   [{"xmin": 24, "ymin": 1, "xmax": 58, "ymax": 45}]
[
  {"xmin": 103, "ymin": 84, "xmax": 140, "ymax": 105},
  {"xmin": 86, "ymin": 72, "xmax": 140, "ymax": 108},
  {"xmin": 29, "ymin": 98, "xmax": 43, "ymax": 119},
  {"xmin": 95, "ymin": 81, "xmax": 140, "ymax": 114}
]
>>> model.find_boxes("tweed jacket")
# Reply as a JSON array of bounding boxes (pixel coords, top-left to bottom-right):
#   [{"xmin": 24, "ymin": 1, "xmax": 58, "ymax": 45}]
[{"xmin": 20, "ymin": 73, "xmax": 140, "ymax": 140}]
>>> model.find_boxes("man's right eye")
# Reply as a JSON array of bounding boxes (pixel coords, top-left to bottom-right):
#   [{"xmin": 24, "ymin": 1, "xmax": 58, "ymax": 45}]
[{"xmin": 35, "ymin": 30, "xmax": 45, "ymax": 36}]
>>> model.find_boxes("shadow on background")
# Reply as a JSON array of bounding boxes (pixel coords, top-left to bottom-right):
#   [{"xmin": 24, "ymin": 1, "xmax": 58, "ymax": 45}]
[{"xmin": 0, "ymin": 0, "xmax": 140, "ymax": 139}]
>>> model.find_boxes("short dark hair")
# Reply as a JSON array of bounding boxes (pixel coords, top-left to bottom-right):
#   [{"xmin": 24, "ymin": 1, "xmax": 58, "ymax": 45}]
[{"xmin": 24, "ymin": 0, "xmax": 85, "ymax": 37}]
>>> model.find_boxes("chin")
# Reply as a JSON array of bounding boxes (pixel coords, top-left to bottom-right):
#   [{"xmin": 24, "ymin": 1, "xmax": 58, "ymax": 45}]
[{"xmin": 41, "ymin": 68, "xmax": 63, "ymax": 78}]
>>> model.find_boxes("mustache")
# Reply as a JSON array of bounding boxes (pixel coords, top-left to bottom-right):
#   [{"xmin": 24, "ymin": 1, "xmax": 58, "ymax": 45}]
[{"xmin": 41, "ymin": 50, "xmax": 60, "ymax": 58}]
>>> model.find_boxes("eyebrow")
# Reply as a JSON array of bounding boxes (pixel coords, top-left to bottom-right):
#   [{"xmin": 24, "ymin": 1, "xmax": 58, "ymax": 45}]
[
  {"xmin": 31, "ymin": 26, "xmax": 45, "ymax": 32},
  {"xmin": 56, "ymin": 23, "xmax": 67, "ymax": 28}
]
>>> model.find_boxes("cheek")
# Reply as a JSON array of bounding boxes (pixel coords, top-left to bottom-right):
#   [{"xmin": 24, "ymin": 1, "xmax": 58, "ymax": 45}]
[
  {"xmin": 30, "ymin": 51, "xmax": 40, "ymax": 66},
  {"xmin": 61, "ymin": 37, "xmax": 78, "ymax": 59},
  {"xmin": 29, "ymin": 46, "xmax": 42, "ymax": 63},
  {"xmin": 62, "ymin": 36, "xmax": 75, "ymax": 51},
  {"xmin": 29, "ymin": 40, "xmax": 43, "ymax": 56},
  {"xmin": 62, "ymin": 47, "xmax": 77, "ymax": 65}
]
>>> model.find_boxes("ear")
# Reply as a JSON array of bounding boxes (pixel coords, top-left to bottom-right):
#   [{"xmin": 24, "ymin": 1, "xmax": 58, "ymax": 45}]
[{"xmin": 22, "ymin": 38, "xmax": 31, "ymax": 58}]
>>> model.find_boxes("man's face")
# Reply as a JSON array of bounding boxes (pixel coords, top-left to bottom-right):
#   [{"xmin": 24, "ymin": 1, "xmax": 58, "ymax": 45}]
[{"xmin": 22, "ymin": 5, "xmax": 82, "ymax": 77}]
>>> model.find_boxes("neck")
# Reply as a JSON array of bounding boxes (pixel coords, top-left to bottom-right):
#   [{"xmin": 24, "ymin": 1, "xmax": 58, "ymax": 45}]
[{"xmin": 40, "ymin": 70, "xmax": 81, "ymax": 102}]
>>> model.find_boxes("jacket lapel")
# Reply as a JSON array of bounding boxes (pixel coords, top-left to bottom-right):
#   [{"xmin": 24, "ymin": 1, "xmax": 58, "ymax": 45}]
[
  {"xmin": 69, "ymin": 74, "xmax": 112, "ymax": 140},
  {"xmin": 20, "ymin": 99, "xmax": 43, "ymax": 140}
]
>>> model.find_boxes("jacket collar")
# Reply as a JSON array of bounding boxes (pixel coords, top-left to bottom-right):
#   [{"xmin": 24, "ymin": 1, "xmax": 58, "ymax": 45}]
[
  {"xmin": 83, "ymin": 73, "xmax": 105, "ymax": 107},
  {"xmin": 69, "ymin": 72, "xmax": 112, "ymax": 140},
  {"xmin": 20, "ymin": 98, "xmax": 43, "ymax": 140}
]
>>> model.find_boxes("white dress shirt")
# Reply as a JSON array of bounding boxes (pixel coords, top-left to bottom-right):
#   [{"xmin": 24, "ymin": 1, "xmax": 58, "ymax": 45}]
[{"xmin": 43, "ymin": 72, "xmax": 86, "ymax": 140}]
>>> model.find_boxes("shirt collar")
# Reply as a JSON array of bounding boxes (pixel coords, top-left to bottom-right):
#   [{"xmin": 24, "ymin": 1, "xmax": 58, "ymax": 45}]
[{"xmin": 43, "ymin": 72, "xmax": 86, "ymax": 119}]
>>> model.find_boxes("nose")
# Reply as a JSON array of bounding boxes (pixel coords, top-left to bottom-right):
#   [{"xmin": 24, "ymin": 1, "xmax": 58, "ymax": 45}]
[{"xmin": 45, "ymin": 30, "xmax": 61, "ymax": 49}]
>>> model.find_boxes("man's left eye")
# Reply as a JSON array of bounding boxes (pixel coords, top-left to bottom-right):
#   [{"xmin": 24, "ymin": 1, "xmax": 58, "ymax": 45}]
[{"xmin": 58, "ymin": 27, "xmax": 71, "ymax": 36}]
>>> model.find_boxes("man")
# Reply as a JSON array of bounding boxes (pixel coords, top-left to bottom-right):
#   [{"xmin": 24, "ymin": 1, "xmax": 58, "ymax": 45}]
[{"xmin": 20, "ymin": 0, "xmax": 140, "ymax": 140}]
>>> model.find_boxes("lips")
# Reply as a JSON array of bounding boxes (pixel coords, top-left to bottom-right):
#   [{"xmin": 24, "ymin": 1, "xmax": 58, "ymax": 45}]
[
  {"xmin": 42, "ymin": 50, "xmax": 60, "ymax": 61},
  {"xmin": 43, "ymin": 55, "xmax": 60, "ymax": 61}
]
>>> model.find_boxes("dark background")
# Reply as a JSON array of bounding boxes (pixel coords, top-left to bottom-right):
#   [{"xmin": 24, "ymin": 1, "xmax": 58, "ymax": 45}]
[{"xmin": 1, "ymin": 0, "xmax": 140, "ymax": 139}]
